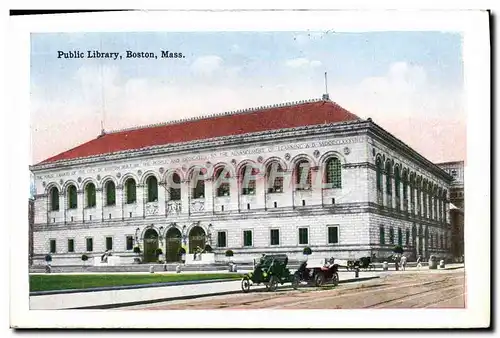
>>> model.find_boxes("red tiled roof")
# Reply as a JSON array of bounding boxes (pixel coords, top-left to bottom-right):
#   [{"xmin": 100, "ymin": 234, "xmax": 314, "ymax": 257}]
[{"xmin": 39, "ymin": 99, "xmax": 361, "ymax": 164}]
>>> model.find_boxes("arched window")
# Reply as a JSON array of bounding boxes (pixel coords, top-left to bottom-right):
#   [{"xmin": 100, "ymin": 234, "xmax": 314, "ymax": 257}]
[
  {"xmin": 266, "ymin": 162, "xmax": 284, "ymax": 193},
  {"xmin": 214, "ymin": 167, "xmax": 230, "ymax": 197},
  {"xmin": 376, "ymin": 158, "xmax": 383, "ymax": 192},
  {"xmin": 191, "ymin": 168, "xmax": 206, "ymax": 199},
  {"xmin": 325, "ymin": 157, "xmax": 342, "ymax": 189},
  {"xmin": 146, "ymin": 176, "xmax": 158, "ymax": 202},
  {"xmin": 67, "ymin": 185, "xmax": 77, "ymax": 209},
  {"xmin": 394, "ymin": 166, "xmax": 401, "ymax": 198},
  {"xmin": 50, "ymin": 187, "xmax": 59, "ymax": 211},
  {"xmin": 85, "ymin": 183, "xmax": 96, "ymax": 208},
  {"xmin": 125, "ymin": 178, "xmax": 136, "ymax": 204},
  {"xmin": 295, "ymin": 159, "xmax": 311, "ymax": 190},
  {"xmin": 422, "ymin": 181, "xmax": 428, "ymax": 218},
  {"xmin": 385, "ymin": 161, "xmax": 392, "ymax": 195},
  {"xmin": 240, "ymin": 165, "xmax": 257, "ymax": 195},
  {"xmin": 105, "ymin": 181, "xmax": 116, "ymax": 206},
  {"xmin": 168, "ymin": 173, "xmax": 181, "ymax": 200}
]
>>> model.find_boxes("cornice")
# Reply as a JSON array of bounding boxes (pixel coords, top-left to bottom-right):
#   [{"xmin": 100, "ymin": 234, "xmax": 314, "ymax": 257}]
[
  {"xmin": 30, "ymin": 119, "xmax": 369, "ymax": 172},
  {"xmin": 366, "ymin": 121, "xmax": 453, "ymax": 183}
]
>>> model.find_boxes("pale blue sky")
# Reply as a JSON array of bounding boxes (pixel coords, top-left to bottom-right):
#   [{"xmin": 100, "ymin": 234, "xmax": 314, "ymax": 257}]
[
  {"xmin": 30, "ymin": 31, "xmax": 465, "ymax": 164},
  {"xmin": 31, "ymin": 31, "xmax": 463, "ymax": 92}
]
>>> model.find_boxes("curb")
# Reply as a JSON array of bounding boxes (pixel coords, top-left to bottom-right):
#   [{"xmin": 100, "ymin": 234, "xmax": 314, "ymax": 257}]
[
  {"xmin": 70, "ymin": 275, "xmax": 380, "ymax": 310},
  {"xmin": 29, "ymin": 278, "xmax": 240, "ymax": 296}
]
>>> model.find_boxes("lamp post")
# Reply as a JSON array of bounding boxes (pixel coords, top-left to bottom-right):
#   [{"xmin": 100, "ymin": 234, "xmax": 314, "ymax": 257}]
[
  {"xmin": 207, "ymin": 224, "xmax": 213, "ymax": 246},
  {"xmin": 159, "ymin": 226, "xmax": 164, "ymax": 247},
  {"xmin": 135, "ymin": 227, "xmax": 140, "ymax": 245}
]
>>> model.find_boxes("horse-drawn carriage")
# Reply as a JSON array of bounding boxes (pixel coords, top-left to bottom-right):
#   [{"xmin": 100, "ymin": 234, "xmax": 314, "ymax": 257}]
[{"xmin": 241, "ymin": 254, "xmax": 298, "ymax": 292}]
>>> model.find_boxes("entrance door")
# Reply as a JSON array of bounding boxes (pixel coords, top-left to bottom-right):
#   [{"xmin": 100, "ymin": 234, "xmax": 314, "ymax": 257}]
[
  {"xmin": 143, "ymin": 228, "xmax": 159, "ymax": 263},
  {"xmin": 188, "ymin": 226, "xmax": 206, "ymax": 254},
  {"xmin": 165, "ymin": 227, "xmax": 182, "ymax": 262}
]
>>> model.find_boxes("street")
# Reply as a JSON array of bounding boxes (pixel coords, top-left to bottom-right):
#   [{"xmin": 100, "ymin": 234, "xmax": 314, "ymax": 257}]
[{"xmin": 125, "ymin": 269, "xmax": 465, "ymax": 310}]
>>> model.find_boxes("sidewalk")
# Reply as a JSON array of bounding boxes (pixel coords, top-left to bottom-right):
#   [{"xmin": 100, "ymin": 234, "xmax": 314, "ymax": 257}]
[
  {"xmin": 29, "ymin": 264, "xmax": 464, "ymax": 310},
  {"xmin": 29, "ymin": 270, "xmax": 381, "ymax": 310}
]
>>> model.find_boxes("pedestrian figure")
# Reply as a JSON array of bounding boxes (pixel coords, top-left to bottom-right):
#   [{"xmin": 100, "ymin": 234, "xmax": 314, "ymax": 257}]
[
  {"xmin": 416, "ymin": 255, "xmax": 422, "ymax": 270},
  {"xmin": 400, "ymin": 255, "xmax": 407, "ymax": 271}
]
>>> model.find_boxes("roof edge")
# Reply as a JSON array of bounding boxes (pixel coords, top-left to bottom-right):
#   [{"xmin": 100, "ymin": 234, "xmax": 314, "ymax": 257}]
[{"xmin": 104, "ymin": 97, "xmax": 330, "ymax": 135}]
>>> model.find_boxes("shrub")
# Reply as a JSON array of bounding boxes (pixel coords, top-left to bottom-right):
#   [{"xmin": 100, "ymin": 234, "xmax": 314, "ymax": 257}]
[
  {"xmin": 45, "ymin": 254, "xmax": 52, "ymax": 262},
  {"xmin": 204, "ymin": 244, "xmax": 213, "ymax": 253},
  {"xmin": 303, "ymin": 247, "xmax": 312, "ymax": 255},
  {"xmin": 81, "ymin": 254, "xmax": 88, "ymax": 261},
  {"xmin": 393, "ymin": 245, "xmax": 404, "ymax": 255},
  {"xmin": 133, "ymin": 246, "xmax": 141, "ymax": 255},
  {"xmin": 225, "ymin": 250, "xmax": 234, "ymax": 257}
]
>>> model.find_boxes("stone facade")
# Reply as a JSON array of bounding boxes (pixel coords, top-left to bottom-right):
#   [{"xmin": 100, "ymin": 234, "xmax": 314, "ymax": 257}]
[
  {"xmin": 30, "ymin": 105, "xmax": 454, "ymax": 265},
  {"xmin": 436, "ymin": 161, "xmax": 465, "ymax": 260}
]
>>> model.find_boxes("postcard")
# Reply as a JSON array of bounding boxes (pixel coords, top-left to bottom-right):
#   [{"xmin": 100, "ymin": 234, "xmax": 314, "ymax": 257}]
[{"xmin": 8, "ymin": 9, "xmax": 490, "ymax": 329}]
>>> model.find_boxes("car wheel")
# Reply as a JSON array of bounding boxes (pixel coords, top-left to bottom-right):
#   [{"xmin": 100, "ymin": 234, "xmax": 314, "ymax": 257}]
[
  {"xmin": 241, "ymin": 277, "xmax": 251, "ymax": 293},
  {"xmin": 332, "ymin": 272, "xmax": 339, "ymax": 286},
  {"xmin": 268, "ymin": 276, "xmax": 278, "ymax": 292},
  {"xmin": 315, "ymin": 272, "xmax": 326, "ymax": 287}
]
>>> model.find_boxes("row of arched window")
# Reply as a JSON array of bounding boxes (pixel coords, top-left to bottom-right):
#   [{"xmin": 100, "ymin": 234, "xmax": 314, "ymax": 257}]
[
  {"xmin": 375, "ymin": 156, "xmax": 448, "ymax": 222},
  {"xmin": 47, "ymin": 157, "xmax": 343, "ymax": 211}
]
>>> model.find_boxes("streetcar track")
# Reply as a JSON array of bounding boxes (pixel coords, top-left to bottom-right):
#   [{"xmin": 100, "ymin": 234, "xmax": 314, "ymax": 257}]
[
  {"xmin": 369, "ymin": 284, "xmax": 463, "ymax": 309},
  {"xmin": 269, "ymin": 276, "xmax": 464, "ymax": 309}
]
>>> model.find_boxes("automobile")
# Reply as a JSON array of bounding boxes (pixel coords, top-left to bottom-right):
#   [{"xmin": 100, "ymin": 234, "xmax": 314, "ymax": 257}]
[
  {"xmin": 241, "ymin": 254, "xmax": 298, "ymax": 292},
  {"xmin": 294, "ymin": 257, "xmax": 340, "ymax": 287}
]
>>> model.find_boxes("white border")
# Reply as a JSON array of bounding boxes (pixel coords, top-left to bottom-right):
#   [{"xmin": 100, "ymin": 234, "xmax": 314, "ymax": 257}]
[{"xmin": 7, "ymin": 9, "xmax": 490, "ymax": 329}]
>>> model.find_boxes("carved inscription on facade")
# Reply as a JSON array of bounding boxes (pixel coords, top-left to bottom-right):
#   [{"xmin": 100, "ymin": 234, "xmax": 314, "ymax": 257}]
[{"xmin": 35, "ymin": 137, "xmax": 364, "ymax": 180}]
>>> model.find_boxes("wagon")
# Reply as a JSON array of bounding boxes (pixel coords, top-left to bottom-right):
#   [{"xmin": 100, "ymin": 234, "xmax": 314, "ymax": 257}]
[{"xmin": 241, "ymin": 254, "xmax": 298, "ymax": 292}]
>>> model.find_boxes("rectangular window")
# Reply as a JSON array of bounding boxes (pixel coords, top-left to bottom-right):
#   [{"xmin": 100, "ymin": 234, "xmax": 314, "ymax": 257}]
[
  {"xmin": 49, "ymin": 239, "xmax": 56, "ymax": 253},
  {"xmin": 106, "ymin": 237, "xmax": 113, "ymax": 251},
  {"xmin": 86, "ymin": 238, "xmax": 93, "ymax": 252},
  {"xmin": 406, "ymin": 229, "xmax": 410, "ymax": 246},
  {"xmin": 217, "ymin": 231, "xmax": 227, "ymax": 248},
  {"xmin": 243, "ymin": 230, "xmax": 253, "ymax": 247},
  {"xmin": 389, "ymin": 227, "xmax": 395, "ymax": 244},
  {"xmin": 398, "ymin": 228, "xmax": 403, "ymax": 246},
  {"xmin": 67, "ymin": 239, "xmax": 74, "ymax": 253},
  {"xmin": 270, "ymin": 229, "xmax": 280, "ymax": 245},
  {"xmin": 380, "ymin": 226, "xmax": 385, "ymax": 245},
  {"xmin": 298, "ymin": 228, "xmax": 309, "ymax": 245},
  {"xmin": 126, "ymin": 236, "xmax": 134, "ymax": 250},
  {"xmin": 328, "ymin": 226, "xmax": 339, "ymax": 244}
]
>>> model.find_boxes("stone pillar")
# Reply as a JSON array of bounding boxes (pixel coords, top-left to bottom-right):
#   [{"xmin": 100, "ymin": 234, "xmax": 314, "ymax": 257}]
[
  {"xmin": 77, "ymin": 190, "xmax": 84, "ymax": 222},
  {"xmin": 60, "ymin": 192, "xmax": 66, "ymax": 224},
  {"xmin": 181, "ymin": 180, "xmax": 190, "ymax": 215},
  {"xmin": 115, "ymin": 184, "xmax": 124, "ymax": 219},
  {"xmin": 229, "ymin": 176, "xmax": 238, "ymax": 211},
  {"xmin": 255, "ymin": 173, "xmax": 265, "ymax": 209},
  {"xmin": 95, "ymin": 188, "xmax": 103, "ymax": 221},
  {"xmin": 311, "ymin": 166, "xmax": 322, "ymax": 206},
  {"xmin": 137, "ymin": 184, "xmax": 145, "ymax": 218},
  {"xmin": 383, "ymin": 174, "xmax": 390, "ymax": 208},
  {"xmin": 157, "ymin": 182, "xmax": 166, "ymax": 216},
  {"xmin": 204, "ymin": 178, "xmax": 214, "ymax": 214},
  {"xmin": 283, "ymin": 170, "xmax": 294, "ymax": 208}
]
